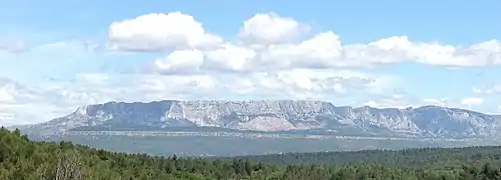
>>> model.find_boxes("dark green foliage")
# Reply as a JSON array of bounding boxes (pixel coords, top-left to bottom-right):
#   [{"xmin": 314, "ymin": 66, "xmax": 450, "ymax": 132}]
[
  {"xmin": 235, "ymin": 146, "xmax": 501, "ymax": 167},
  {"xmin": 2, "ymin": 127, "xmax": 501, "ymax": 179}
]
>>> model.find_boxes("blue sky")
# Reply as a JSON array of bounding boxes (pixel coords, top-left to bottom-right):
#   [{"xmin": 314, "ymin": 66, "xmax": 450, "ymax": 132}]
[{"xmin": 0, "ymin": 0, "xmax": 501, "ymax": 125}]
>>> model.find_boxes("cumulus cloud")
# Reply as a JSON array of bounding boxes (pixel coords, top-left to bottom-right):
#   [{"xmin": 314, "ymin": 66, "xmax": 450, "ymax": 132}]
[
  {"xmin": 238, "ymin": 13, "xmax": 310, "ymax": 45},
  {"xmin": 108, "ymin": 12, "xmax": 222, "ymax": 52},
  {"xmin": 153, "ymin": 49, "xmax": 205, "ymax": 73},
  {"xmin": 103, "ymin": 12, "xmax": 501, "ymax": 69},
  {"xmin": 106, "ymin": 12, "xmax": 501, "ymax": 71}
]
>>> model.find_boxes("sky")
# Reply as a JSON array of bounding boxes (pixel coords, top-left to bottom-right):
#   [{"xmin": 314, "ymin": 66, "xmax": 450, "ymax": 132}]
[{"xmin": 0, "ymin": 0, "xmax": 501, "ymax": 125}]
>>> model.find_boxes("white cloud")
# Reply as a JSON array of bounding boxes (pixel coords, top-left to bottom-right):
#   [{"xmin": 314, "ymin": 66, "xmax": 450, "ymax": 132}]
[
  {"xmin": 153, "ymin": 49, "xmax": 205, "ymax": 73},
  {"xmin": 238, "ymin": 13, "xmax": 310, "ymax": 45},
  {"xmin": 260, "ymin": 32, "xmax": 343, "ymax": 69},
  {"xmin": 0, "ymin": 78, "xmax": 71, "ymax": 126},
  {"xmin": 133, "ymin": 12, "xmax": 501, "ymax": 72},
  {"xmin": 204, "ymin": 43, "xmax": 258, "ymax": 71},
  {"xmin": 0, "ymin": 78, "xmax": 39, "ymax": 104},
  {"xmin": 108, "ymin": 12, "xmax": 222, "ymax": 52}
]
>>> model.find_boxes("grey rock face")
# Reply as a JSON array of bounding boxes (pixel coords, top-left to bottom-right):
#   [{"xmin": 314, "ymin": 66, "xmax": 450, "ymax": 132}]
[{"xmin": 19, "ymin": 100, "xmax": 501, "ymax": 138}]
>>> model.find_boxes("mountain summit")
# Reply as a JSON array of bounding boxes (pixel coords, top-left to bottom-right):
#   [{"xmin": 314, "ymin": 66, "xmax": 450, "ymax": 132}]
[{"xmin": 18, "ymin": 100, "xmax": 501, "ymax": 138}]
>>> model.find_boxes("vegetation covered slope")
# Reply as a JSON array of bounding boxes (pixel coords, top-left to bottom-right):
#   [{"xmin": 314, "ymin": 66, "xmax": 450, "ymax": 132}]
[{"xmin": 2, "ymin": 128, "xmax": 501, "ymax": 179}]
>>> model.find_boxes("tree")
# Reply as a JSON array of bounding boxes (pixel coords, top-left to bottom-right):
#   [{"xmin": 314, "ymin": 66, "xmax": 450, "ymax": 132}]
[{"xmin": 55, "ymin": 149, "xmax": 83, "ymax": 180}]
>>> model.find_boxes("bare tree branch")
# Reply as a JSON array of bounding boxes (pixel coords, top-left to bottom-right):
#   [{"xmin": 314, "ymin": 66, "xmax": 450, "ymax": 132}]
[{"xmin": 55, "ymin": 149, "xmax": 83, "ymax": 180}]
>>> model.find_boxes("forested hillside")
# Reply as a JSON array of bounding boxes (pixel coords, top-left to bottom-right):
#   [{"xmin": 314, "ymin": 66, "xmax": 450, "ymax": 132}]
[{"xmin": 2, "ymin": 127, "xmax": 501, "ymax": 179}]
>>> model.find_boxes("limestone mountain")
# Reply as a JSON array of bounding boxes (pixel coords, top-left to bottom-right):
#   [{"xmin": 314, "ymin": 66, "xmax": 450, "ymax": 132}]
[{"xmin": 16, "ymin": 100, "xmax": 501, "ymax": 138}]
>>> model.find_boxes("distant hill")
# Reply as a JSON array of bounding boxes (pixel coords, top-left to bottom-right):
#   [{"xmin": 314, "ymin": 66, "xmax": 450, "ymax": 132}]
[{"xmin": 16, "ymin": 100, "xmax": 501, "ymax": 138}]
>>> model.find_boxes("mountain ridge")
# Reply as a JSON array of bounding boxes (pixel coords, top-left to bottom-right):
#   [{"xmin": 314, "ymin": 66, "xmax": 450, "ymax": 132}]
[{"xmin": 15, "ymin": 100, "xmax": 501, "ymax": 138}]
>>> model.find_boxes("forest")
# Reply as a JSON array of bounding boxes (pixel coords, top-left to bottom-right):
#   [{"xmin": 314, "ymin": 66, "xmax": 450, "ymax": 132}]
[
  {"xmin": 1, "ymin": 127, "xmax": 501, "ymax": 179},
  {"xmin": 233, "ymin": 145, "xmax": 501, "ymax": 167}
]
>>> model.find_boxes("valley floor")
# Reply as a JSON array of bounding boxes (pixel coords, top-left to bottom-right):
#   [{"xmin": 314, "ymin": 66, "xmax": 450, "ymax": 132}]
[{"xmin": 42, "ymin": 131, "xmax": 501, "ymax": 157}]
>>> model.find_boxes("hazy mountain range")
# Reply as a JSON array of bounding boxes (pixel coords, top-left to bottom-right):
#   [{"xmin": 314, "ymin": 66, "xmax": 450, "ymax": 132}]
[{"xmin": 13, "ymin": 100, "xmax": 501, "ymax": 138}]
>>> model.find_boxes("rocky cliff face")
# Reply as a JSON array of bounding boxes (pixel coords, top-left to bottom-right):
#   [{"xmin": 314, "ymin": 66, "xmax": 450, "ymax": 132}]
[{"xmin": 18, "ymin": 100, "xmax": 501, "ymax": 138}]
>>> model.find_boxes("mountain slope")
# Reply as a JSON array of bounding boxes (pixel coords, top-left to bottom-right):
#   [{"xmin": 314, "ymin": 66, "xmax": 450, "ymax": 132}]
[{"xmin": 17, "ymin": 100, "xmax": 501, "ymax": 138}]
